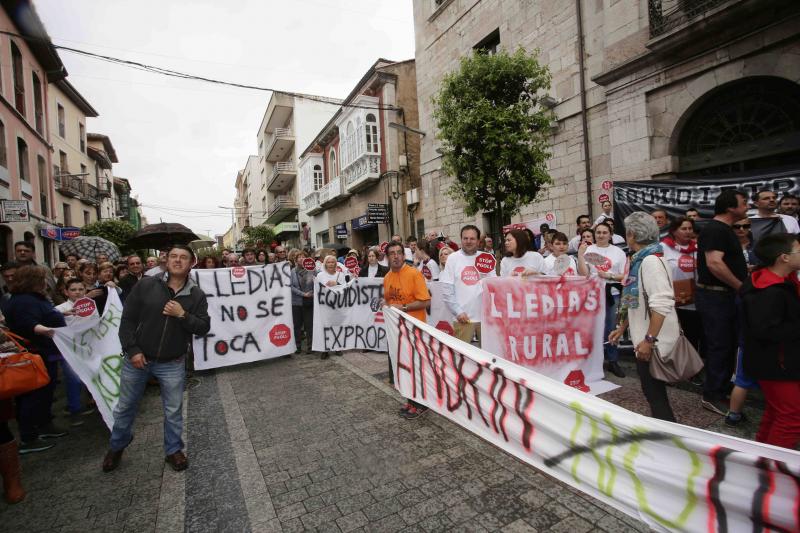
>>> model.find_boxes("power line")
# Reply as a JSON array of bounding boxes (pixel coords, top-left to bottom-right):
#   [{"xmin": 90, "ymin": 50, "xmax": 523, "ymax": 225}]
[{"xmin": 0, "ymin": 30, "xmax": 402, "ymax": 112}]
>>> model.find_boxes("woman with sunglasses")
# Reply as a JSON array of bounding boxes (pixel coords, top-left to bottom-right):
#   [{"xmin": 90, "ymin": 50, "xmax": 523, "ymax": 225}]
[{"xmin": 732, "ymin": 219, "xmax": 756, "ymax": 272}]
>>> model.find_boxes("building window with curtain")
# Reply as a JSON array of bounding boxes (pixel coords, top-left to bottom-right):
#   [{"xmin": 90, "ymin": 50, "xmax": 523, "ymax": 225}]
[
  {"xmin": 329, "ymin": 149, "xmax": 337, "ymax": 178},
  {"xmin": 366, "ymin": 114, "xmax": 379, "ymax": 154},
  {"xmin": 32, "ymin": 73, "xmax": 43, "ymax": 135},
  {"xmin": 11, "ymin": 42, "xmax": 25, "ymax": 116},
  {"xmin": 313, "ymin": 164, "xmax": 323, "ymax": 190},
  {"xmin": 38, "ymin": 155, "xmax": 47, "ymax": 217},
  {"xmin": 17, "ymin": 138, "xmax": 29, "ymax": 182},
  {"xmin": 57, "ymin": 104, "xmax": 65, "ymax": 138},
  {"xmin": 0, "ymin": 121, "xmax": 6, "ymax": 169}
]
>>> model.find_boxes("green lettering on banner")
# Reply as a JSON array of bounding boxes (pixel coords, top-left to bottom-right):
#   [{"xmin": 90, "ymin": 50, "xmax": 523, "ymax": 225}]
[
  {"xmin": 623, "ymin": 431, "xmax": 701, "ymax": 530},
  {"xmin": 91, "ymin": 354, "xmax": 123, "ymax": 411},
  {"xmin": 566, "ymin": 402, "xmax": 701, "ymax": 529}
]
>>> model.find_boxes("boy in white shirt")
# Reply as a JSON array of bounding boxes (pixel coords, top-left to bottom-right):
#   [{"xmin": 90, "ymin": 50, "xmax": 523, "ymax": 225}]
[
  {"xmin": 55, "ymin": 278, "xmax": 87, "ymax": 315},
  {"xmin": 542, "ymin": 232, "xmax": 578, "ymax": 275}
]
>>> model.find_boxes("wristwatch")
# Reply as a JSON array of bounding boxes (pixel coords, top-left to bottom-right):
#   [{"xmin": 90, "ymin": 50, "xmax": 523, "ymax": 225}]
[{"xmin": 644, "ymin": 334, "xmax": 658, "ymax": 344}]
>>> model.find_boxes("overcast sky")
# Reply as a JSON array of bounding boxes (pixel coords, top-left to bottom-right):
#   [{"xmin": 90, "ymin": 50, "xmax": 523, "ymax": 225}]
[{"xmin": 36, "ymin": 0, "xmax": 415, "ymax": 237}]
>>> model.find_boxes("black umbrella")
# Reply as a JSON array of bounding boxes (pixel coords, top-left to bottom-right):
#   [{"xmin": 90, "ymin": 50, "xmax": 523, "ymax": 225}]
[{"xmin": 128, "ymin": 223, "xmax": 200, "ymax": 250}]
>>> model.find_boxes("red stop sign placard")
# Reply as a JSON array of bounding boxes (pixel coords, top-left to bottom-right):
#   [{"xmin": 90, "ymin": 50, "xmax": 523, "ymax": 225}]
[
  {"xmin": 302, "ymin": 257, "xmax": 316, "ymax": 271},
  {"xmin": 231, "ymin": 266, "xmax": 245, "ymax": 278},
  {"xmin": 269, "ymin": 324, "xmax": 291, "ymax": 347},
  {"xmin": 72, "ymin": 297, "xmax": 97, "ymax": 318},
  {"xmin": 475, "ymin": 252, "xmax": 496, "ymax": 274},
  {"xmin": 601, "ymin": 180, "xmax": 613, "ymax": 190},
  {"xmin": 435, "ymin": 321, "xmax": 455, "ymax": 335},
  {"xmin": 598, "ymin": 193, "xmax": 609, "ymax": 203},
  {"xmin": 344, "ymin": 256, "xmax": 358, "ymax": 269},
  {"xmin": 379, "ymin": 241, "xmax": 389, "ymax": 254}
]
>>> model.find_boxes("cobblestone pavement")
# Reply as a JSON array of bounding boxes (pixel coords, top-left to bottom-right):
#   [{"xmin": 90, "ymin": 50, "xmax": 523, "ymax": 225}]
[{"xmin": 0, "ymin": 350, "xmax": 764, "ymax": 532}]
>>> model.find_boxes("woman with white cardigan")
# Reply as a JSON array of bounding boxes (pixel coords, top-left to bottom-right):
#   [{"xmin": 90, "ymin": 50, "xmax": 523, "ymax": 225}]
[{"xmin": 609, "ymin": 212, "xmax": 680, "ymax": 421}]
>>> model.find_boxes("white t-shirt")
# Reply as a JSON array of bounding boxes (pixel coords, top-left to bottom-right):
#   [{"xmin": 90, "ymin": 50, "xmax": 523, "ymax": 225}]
[
  {"xmin": 594, "ymin": 213, "xmax": 613, "ymax": 226},
  {"xmin": 404, "ymin": 247, "xmax": 414, "ymax": 263},
  {"xmin": 315, "ymin": 270, "xmax": 347, "ymax": 286},
  {"xmin": 55, "ymin": 300, "xmax": 74, "ymax": 313},
  {"xmin": 612, "ymin": 234, "xmax": 626, "ymax": 245},
  {"xmin": 439, "ymin": 249, "xmax": 497, "ymax": 322},
  {"xmin": 542, "ymin": 254, "xmax": 577, "ymax": 276},
  {"xmin": 500, "ymin": 251, "xmax": 545, "ymax": 277},
  {"xmin": 751, "ymin": 213, "xmax": 800, "ymax": 234},
  {"xmin": 417, "ymin": 258, "xmax": 440, "ymax": 281},
  {"xmin": 583, "ymin": 244, "xmax": 627, "ymax": 277}
]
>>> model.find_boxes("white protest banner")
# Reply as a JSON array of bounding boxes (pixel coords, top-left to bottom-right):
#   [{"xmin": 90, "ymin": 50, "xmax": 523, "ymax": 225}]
[
  {"xmin": 384, "ymin": 308, "xmax": 800, "ymax": 533},
  {"xmin": 191, "ymin": 263, "xmax": 294, "ymax": 370},
  {"xmin": 312, "ymin": 277, "xmax": 386, "ymax": 352},
  {"xmin": 426, "ymin": 281, "xmax": 456, "ymax": 335},
  {"xmin": 53, "ymin": 291, "xmax": 124, "ymax": 430},
  {"xmin": 482, "ymin": 276, "xmax": 616, "ymax": 394}
]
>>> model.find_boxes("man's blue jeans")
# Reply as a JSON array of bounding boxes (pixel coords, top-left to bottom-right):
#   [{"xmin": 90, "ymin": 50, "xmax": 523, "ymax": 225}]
[
  {"xmin": 109, "ymin": 357, "xmax": 185, "ymax": 455},
  {"xmin": 695, "ymin": 288, "xmax": 738, "ymax": 400}
]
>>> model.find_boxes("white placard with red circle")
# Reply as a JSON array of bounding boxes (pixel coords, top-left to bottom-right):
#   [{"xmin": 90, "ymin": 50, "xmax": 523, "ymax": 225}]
[{"xmin": 475, "ymin": 252, "xmax": 496, "ymax": 274}]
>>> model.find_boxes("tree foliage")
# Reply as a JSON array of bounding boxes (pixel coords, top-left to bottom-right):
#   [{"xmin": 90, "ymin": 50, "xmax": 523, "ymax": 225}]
[
  {"xmin": 239, "ymin": 225, "xmax": 276, "ymax": 248},
  {"xmin": 80, "ymin": 219, "xmax": 137, "ymax": 251},
  {"xmin": 433, "ymin": 48, "xmax": 553, "ymax": 223}
]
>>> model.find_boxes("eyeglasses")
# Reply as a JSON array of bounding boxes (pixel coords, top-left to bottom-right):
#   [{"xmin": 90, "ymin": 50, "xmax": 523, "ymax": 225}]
[{"xmin": 732, "ymin": 224, "xmax": 751, "ymax": 230}]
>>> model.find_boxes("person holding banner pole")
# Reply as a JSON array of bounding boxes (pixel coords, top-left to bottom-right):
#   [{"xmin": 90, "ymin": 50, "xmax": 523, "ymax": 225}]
[
  {"xmin": 315, "ymin": 255, "xmax": 347, "ymax": 358},
  {"xmin": 440, "ymin": 225, "xmax": 497, "ymax": 346},
  {"xmin": 103, "ymin": 245, "xmax": 210, "ymax": 473},
  {"xmin": 291, "ymin": 251, "xmax": 315, "ymax": 354},
  {"xmin": 609, "ymin": 212, "xmax": 679, "ymax": 422},
  {"xmin": 382, "ymin": 241, "xmax": 431, "ymax": 419}
]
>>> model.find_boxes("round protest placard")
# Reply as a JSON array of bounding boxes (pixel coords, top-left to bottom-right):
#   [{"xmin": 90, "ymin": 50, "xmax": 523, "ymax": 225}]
[
  {"xmin": 344, "ymin": 256, "xmax": 358, "ymax": 270},
  {"xmin": 231, "ymin": 266, "xmax": 245, "ymax": 278},
  {"xmin": 583, "ymin": 252, "xmax": 607, "ymax": 267},
  {"xmin": 302, "ymin": 257, "xmax": 315, "ymax": 271},
  {"xmin": 598, "ymin": 193, "xmax": 609, "ymax": 203},
  {"xmin": 269, "ymin": 324, "xmax": 291, "ymax": 347},
  {"xmin": 72, "ymin": 297, "xmax": 97, "ymax": 318},
  {"xmin": 379, "ymin": 241, "xmax": 389, "ymax": 254},
  {"xmin": 461, "ymin": 266, "xmax": 480, "ymax": 286},
  {"xmin": 601, "ymin": 180, "xmax": 613, "ymax": 190},
  {"xmin": 475, "ymin": 252, "xmax": 496, "ymax": 274},
  {"xmin": 552, "ymin": 255, "xmax": 571, "ymax": 275}
]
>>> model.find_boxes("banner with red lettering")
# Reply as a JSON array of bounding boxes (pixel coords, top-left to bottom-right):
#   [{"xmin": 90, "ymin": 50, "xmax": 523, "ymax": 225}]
[
  {"xmin": 384, "ymin": 308, "xmax": 800, "ymax": 533},
  {"xmin": 426, "ymin": 281, "xmax": 457, "ymax": 335},
  {"xmin": 481, "ymin": 276, "xmax": 615, "ymax": 394}
]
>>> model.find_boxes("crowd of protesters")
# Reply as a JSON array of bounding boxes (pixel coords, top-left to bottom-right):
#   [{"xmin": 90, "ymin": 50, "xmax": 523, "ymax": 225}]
[{"xmin": 1, "ymin": 188, "xmax": 800, "ymax": 504}]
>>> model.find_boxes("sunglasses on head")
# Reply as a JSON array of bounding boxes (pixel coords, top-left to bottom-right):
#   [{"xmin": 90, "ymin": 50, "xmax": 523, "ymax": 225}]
[{"xmin": 732, "ymin": 224, "xmax": 751, "ymax": 230}]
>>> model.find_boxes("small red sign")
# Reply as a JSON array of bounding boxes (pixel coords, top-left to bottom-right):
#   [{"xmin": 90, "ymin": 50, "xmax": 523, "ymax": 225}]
[
  {"xmin": 598, "ymin": 194, "xmax": 609, "ymax": 203},
  {"xmin": 564, "ymin": 370, "xmax": 589, "ymax": 393},
  {"xmin": 269, "ymin": 324, "xmax": 291, "ymax": 347},
  {"xmin": 231, "ymin": 266, "xmax": 245, "ymax": 278},
  {"xmin": 475, "ymin": 252, "xmax": 496, "ymax": 274},
  {"xmin": 601, "ymin": 180, "xmax": 613, "ymax": 190},
  {"xmin": 678, "ymin": 254, "xmax": 695, "ymax": 272},
  {"xmin": 512, "ymin": 266, "xmax": 526, "ymax": 276},
  {"xmin": 352, "ymin": 266, "xmax": 361, "ymax": 277},
  {"xmin": 344, "ymin": 256, "xmax": 358, "ymax": 269},
  {"xmin": 421, "ymin": 265, "xmax": 432, "ymax": 280},
  {"xmin": 72, "ymin": 297, "xmax": 97, "ymax": 318},
  {"xmin": 379, "ymin": 241, "xmax": 389, "ymax": 254},
  {"xmin": 461, "ymin": 266, "xmax": 480, "ymax": 286},
  {"xmin": 435, "ymin": 320, "xmax": 455, "ymax": 335},
  {"xmin": 302, "ymin": 257, "xmax": 316, "ymax": 271},
  {"xmin": 545, "ymin": 213, "xmax": 555, "ymax": 222}
]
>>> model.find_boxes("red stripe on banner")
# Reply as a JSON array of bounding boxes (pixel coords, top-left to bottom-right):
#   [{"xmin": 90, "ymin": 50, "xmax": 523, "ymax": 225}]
[{"xmin": 762, "ymin": 464, "xmax": 776, "ymax": 533}]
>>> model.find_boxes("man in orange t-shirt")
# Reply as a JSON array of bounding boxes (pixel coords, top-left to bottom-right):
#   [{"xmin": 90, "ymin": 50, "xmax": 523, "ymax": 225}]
[{"xmin": 383, "ymin": 241, "xmax": 431, "ymax": 419}]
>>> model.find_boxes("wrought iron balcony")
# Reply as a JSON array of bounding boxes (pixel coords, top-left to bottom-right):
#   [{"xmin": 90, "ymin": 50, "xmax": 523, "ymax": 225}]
[
  {"xmin": 55, "ymin": 174, "xmax": 84, "ymax": 198},
  {"xmin": 97, "ymin": 178, "xmax": 112, "ymax": 198},
  {"xmin": 81, "ymin": 183, "xmax": 100, "ymax": 206}
]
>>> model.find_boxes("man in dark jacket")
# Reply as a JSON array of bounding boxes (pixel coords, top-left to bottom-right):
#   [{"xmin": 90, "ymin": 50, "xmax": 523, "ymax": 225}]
[
  {"xmin": 741, "ymin": 233, "xmax": 800, "ymax": 450},
  {"xmin": 102, "ymin": 245, "xmax": 210, "ymax": 472}
]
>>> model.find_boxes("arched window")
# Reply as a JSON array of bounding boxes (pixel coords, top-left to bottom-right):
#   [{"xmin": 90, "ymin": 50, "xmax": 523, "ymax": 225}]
[
  {"xmin": 678, "ymin": 77, "xmax": 800, "ymax": 175},
  {"xmin": 313, "ymin": 164, "xmax": 323, "ymax": 190},
  {"xmin": 355, "ymin": 116, "xmax": 364, "ymax": 156},
  {"xmin": 365, "ymin": 114, "xmax": 379, "ymax": 153},
  {"xmin": 0, "ymin": 120, "xmax": 6, "ymax": 168},
  {"xmin": 10, "ymin": 42, "xmax": 24, "ymax": 116},
  {"xmin": 329, "ymin": 149, "xmax": 337, "ymax": 178},
  {"xmin": 17, "ymin": 137, "xmax": 28, "ymax": 182}
]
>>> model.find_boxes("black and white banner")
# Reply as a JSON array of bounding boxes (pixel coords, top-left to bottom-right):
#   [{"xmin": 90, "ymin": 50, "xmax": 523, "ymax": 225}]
[{"xmin": 312, "ymin": 277, "xmax": 387, "ymax": 352}]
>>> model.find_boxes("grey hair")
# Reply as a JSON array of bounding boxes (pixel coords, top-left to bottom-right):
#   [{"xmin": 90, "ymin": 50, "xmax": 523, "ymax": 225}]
[{"xmin": 623, "ymin": 211, "xmax": 660, "ymax": 244}]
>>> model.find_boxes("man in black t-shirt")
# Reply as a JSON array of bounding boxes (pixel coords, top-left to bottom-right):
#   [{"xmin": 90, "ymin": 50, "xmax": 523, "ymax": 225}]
[{"xmin": 696, "ymin": 189, "xmax": 749, "ymax": 415}]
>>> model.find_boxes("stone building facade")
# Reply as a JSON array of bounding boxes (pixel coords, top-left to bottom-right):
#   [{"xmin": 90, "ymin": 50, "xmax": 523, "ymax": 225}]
[
  {"xmin": 414, "ymin": 0, "xmax": 800, "ymax": 241},
  {"xmin": 298, "ymin": 59, "xmax": 421, "ymax": 250}
]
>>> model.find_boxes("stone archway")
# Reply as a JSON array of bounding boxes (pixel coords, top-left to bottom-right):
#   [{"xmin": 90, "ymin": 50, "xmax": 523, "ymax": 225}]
[{"xmin": 674, "ymin": 76, "xmax": 800, "ymax": 177}]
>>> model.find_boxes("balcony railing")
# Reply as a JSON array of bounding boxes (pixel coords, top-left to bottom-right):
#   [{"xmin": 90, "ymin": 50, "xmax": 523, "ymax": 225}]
[
  {"xmin": 318, "ymin": 176, "xmax": 348, "ymax": 207},
  {"xmin": 343, "ymin": 154, "xmax": 380, "ymax": 193},
  {"xmin": 55, "ymin": 174, "xmax": 84, "ymax": 198},
  {"xmin": 97, "ymin": 178, "xmax": 112, "ymax": 198},
  {"xmin": 302, "ymin": 191, "xmax": 321, "ymax": 214},
  {"xmin": 265, "ymin": 127, "xmax": 295, "ymax": 160},
  {"xmin": 268, "ymin": 160, "xmax": 297, "ymax": 191},
  {"xmin": 81, "ymin": 183, "xmax": 99, "ymax": 205},
  {"xmin": 267, "ymin": 194, "xmax": 298, "ymax": 218},
  {"xmin": 648, "ymin": 0, "xmax": 731, "ymax": 37}
]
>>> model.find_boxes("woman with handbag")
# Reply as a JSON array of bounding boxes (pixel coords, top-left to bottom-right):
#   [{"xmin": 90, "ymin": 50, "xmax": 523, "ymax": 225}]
[
  {"xmin": 609, "ymin": 212, "xmax": 683, "ymax": 421},
  {"xmin": 1, "ymin": 265, "xmax": 68, "ymax": 453}
]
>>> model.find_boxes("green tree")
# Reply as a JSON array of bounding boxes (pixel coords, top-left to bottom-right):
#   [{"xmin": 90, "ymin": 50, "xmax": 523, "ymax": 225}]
[
  {"xmin": 239, "ymin": 225, "xmax": 276, "ymax": 249},
  {"xmin": 433, "ymin": 48, "xmax": 553, "ymax": 235},
  {"xmin": 81, "ymin": 219, "xmax": 137, "ymax": 252}
]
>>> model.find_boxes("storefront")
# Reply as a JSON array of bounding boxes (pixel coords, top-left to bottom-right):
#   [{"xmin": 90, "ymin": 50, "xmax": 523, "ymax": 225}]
[{"xmin": 351, "ymin": 214, "xmax": 379, "ymax": 248}]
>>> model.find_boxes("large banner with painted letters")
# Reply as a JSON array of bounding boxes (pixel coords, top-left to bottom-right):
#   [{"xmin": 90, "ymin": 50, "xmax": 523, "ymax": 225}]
[
  {"xmin": 53, "ymin": 291, "xmax": 124, "ymax": 430},
  {"xmin": 312, "ymin": 277, "xmax": 387, "ymax": 352},
  {"xmin": 384, "ymin": 307, "xmax": 800, "ymax": 533},
  {"xmin": 481, "ymin": 276, "xmax": 615, "ymax": 394},
  {"xmin": 191, "ymin": 263, "xmax": 295, "ymax": 370}
]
